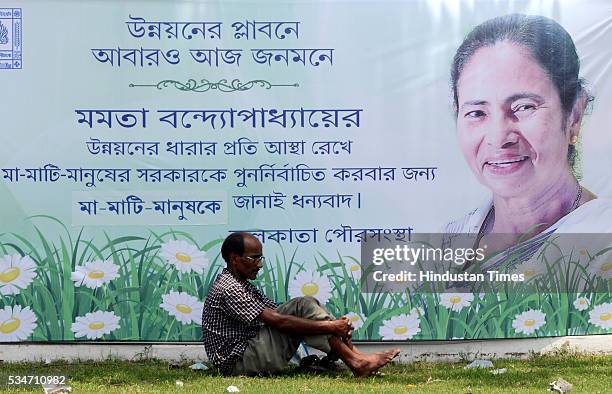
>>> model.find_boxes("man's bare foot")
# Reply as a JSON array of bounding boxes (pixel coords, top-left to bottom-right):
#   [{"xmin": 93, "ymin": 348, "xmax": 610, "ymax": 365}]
[
  {"xmin": 341, "ymin": 332, "xmax": 396, "ymax": 358},
  {"xmin": 347, "ymin": 348, "xmax": 400, "ymax": 377},
  {"xmin": 345, "ymin": 340, "xmax": 368, "ymax": 356}
]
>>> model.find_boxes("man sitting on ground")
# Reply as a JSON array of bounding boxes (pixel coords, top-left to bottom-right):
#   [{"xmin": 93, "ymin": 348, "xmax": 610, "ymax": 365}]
[{"xmin": 202, "ymin": 232, "xmax": 400, "ymax": 376}]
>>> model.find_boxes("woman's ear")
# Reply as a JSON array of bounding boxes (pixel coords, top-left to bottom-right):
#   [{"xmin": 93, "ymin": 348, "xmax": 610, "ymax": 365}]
[{"xmin": 568, "ymin": 91, "xmax": 589, "ymax": 141}]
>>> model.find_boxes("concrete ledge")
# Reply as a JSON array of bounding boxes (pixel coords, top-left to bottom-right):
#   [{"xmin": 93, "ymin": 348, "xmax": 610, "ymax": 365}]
[
  {"xmin": 360, "ymin": 335, "xmax": 612, "ymax": 363},
  {"xmin": 1, "ymin": 335, "xmax": 610, "ymax": 363},
  {"xmin": 0, "ymin": 343, "xmax": 207, "ymax": 363}
]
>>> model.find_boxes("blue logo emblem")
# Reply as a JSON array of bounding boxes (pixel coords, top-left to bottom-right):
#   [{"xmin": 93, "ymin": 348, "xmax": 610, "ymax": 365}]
[
  {"xmin": 0, "ymin": 8, "xmax": 22, "ymax": 69},
  {"xmin": 0, "ymin": 21, "xmax": 10, "ymax": 44}
]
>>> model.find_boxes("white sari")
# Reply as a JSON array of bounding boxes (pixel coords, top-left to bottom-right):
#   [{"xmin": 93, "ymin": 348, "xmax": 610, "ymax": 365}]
[
  {"xmin": 445, "ymin": 198, "xmax": 612, "ymax": 235},
  {"xmin": 443, "ymin": 198, "xmax": 612, "ymax": 279}
]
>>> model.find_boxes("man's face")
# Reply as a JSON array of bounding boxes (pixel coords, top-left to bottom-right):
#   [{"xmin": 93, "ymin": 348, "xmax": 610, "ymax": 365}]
[{"xmin": 231, "ymin": 235, "xmax": 264, "ymax": 281}]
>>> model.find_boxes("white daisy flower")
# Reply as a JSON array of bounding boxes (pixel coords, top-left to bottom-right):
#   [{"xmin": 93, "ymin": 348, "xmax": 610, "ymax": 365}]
[
  {"xmin": 71, "ymin": 260, "xmax": 119, "ymax": 289},
  {"xmin": 344, "ymin": 312, "xmax": 366, "ymax": 330},
  {"xmin": 440, "ymin": 293, "xmax": 474, "ymax": 312},
  {"xmin": 512, "ymin": 309, "xmax": 546, "ymax": 335},
  {"xmin": 159, "ymin": 240, "xmax": 209, "ymax": 275},
  {"xmin": 573, "ymin": 296, "xmax": 591, "ymax": 311},
  {"xmin": 160, "ymin": 291, "xmax": 204, "ymax": 325},
  {"xmin": 0, "ymin": 254, "xmax": 37, "ymax": 295},
  {"xmin": 71, "ymin": 311, "xmax": 120, "ymax": 339},
  {"xmin": 379, "ymin": 313, "xmax": 421, "ymax": 340},
  {"xmin": 0, "ymin": 305, "xmax": 37, "ymax": 342},
  {"xmin": 588, "ymin": 260, "xmax": 612, "ymax": 280},
  {"xmin": 588, "ymin": 302, "xmax": 612, "ymax": 330},
  {"xmin": 344, "ymin": 259, "xmax": 362, "ymax": 281},
  {"xmin": 512, "ymin": 261, "xmax": 546, "ymax": 281},
  {"xmin": 289, "ymin": 270, "xmax": 332, "ymax": 304}
]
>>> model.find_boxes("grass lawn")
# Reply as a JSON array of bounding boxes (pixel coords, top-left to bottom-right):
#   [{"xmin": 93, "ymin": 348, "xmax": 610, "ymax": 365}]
[{"xmin": 1, "ymin": 353, "xmax": 610, "ymax": 393}]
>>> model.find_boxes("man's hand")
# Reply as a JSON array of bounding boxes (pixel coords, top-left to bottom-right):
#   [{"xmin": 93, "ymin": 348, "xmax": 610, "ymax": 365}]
[
  {"xmin": 259, "ymin": 308, "xmax": 353, "ymax": 337},
  {"xmin": 329, "ymin": 316, "xmax": 352, "ymax": 337}
]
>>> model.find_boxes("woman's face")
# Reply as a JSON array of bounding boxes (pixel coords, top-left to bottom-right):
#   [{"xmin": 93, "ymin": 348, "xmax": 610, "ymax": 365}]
[{"xmin": 456, "ymin": 42, "xmax": 574, "ymax": 199}]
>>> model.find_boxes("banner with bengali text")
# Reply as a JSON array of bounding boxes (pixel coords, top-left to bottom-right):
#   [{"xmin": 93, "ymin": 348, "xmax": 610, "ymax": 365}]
[{"xmin": 1, "ymin": 0, "xmax": 611, "ymax": 342}]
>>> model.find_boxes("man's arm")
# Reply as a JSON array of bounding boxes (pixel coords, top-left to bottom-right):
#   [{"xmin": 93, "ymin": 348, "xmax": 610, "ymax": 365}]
[{"xmin": 258, "ymin": 308, "xmax": 351, "ymax": 337}]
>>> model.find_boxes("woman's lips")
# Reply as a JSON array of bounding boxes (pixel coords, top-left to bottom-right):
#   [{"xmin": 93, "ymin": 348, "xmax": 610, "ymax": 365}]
[{"xmin": 483, "ymin": 155, "xmax": 529, "ymax": 175}]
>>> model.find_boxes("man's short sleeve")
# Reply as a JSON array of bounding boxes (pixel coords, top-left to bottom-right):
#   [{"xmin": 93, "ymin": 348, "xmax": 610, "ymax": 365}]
[{"xmin": 222, "ymin": 284, "xmax": 267, "ymax": 324}]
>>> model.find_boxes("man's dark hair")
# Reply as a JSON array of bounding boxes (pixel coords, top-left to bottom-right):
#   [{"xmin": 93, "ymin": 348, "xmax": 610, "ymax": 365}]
[{"xmin": 221, "ymin": 232, "xmax": 246, "ymax": 263}]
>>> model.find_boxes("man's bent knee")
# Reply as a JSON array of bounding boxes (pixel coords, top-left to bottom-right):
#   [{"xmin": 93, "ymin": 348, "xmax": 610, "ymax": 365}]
[
  {"xmin": 292, "ymin": 296, "xmax": 327, "ymax": 314},
  {"xmin": 276, "ymin": 296, "xmax": 332, "ymax": 320},
  {"xmin": 296, "ymin": 296, "xmax": 320, "ymax": 306}
]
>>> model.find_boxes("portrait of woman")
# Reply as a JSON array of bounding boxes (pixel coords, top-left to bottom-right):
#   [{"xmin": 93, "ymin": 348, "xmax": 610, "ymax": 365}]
[{"xmin": 445, "ymin": 14, "xmax": 612, "ymax": 259}]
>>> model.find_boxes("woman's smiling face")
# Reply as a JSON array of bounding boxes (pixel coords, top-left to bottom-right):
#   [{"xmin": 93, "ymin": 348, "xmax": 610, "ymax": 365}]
[{"xmin": 456, "ymin": 41, "xmax": 573, "ymax": 198}]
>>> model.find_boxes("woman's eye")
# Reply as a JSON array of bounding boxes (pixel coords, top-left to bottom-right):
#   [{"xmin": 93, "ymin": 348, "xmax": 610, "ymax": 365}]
[
  {"xmin": 464, "ymin": 110, "xmax": 486, "ymax": 118},
  {"xmin": 513, "ymin": 103, "xmax": 537, "ymax": 112}
]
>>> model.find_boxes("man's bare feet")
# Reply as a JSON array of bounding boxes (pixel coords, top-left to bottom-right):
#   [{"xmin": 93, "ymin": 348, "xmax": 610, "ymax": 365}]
[{"xmin": 346, "ymin": 348, "xmax": 400, "ymax": 377}]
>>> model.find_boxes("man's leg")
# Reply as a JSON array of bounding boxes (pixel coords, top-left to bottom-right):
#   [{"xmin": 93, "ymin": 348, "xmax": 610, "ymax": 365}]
[
  {"xmin": 276, "ymin": 296, "xmax": 401, "ymax": 376},
  {"xmin": 231, "ymin": 297, "xmax": 332, "ymax": 375},
  {"xmin": 327, "ymin": 336, "xmax": 400, "ymax": 377},
  {"xmin": 274, "ymin": 296, "xmax": 334, "ymax": 353},
  {"xmin": 231, "ymin": 324, "xmax": 301, "ymax": 376},
  {"xmin": 232, "ymin": 296, "xmax": 400, "ymax": 376}
]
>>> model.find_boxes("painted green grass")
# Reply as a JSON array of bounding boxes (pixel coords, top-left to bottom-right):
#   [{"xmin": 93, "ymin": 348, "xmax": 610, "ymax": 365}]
[
  {"xmin": 1, "ymin": 217, "xmax": 225, "ymax": 341},
  {"xmin": 312, "ymin": 251, "xmax": 610, "ymax": 340},
  {"xmin": 1, "ymin": 354, "xmax": 611, "ymax": 393},
  {"xmin": 1, "ymin": 217, "xmax": 610, "ymax": 342}
]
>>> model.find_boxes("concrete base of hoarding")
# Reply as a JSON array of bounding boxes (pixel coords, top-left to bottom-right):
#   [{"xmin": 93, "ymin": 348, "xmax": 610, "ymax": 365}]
[{"xmin": 1, "ymin": 335, "xmax": 611, "ymax": 363}]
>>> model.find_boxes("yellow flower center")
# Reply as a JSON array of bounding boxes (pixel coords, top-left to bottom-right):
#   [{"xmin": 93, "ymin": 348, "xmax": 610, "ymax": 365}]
[
  {"xmin": 301, "ymin": 282, "xmax": 319, "ymax": 297},
  {"xmin": 350, "ymin": 264, "xmax": 360, "ymax": 272},
  {"xmin": 176, "ymin": 304, "xmax": 193, "ymax": 314},
  {"xmin": 0, "ymin": 318, "xmax": 20, "ymax": 334},
  {"xmin": 524, "ymin": 319, "xmax": 536, "ymax": 327},
  {"xmin": 579, "ymin": 299, "xmax": 587, "ymax": 305},
  {"xmin": 0, "ymin": 267, "xmax": 20, "ymax": 283},
  {"xmin": 601, "ymin": 263, "xmax": 612, "ymax": 273},
  {"xmin": 87, "ymin": 270, "xmax": 105, "ymax": 279},
  {"xmin": 449, "ymin": 296, "xmax": 462, "ymax": 304},
  {"xmin": 175, "ymin": 253, "xmax": 192, "ymax": 263},
  {"xmin": 394, "ymin": 326, "xmax": 408, "ymax": 335},
  {"xmin": 524, "ymin": 269, "xmax": 536, "ymax": 278},
  {"xmin": 350, "ymin": 315, "xmax": 360, "ymax": 322},
  {"xmin": 600, "ymin": 313, "xmax": 611, "ymax": 322},
  {"xmin": 88, "ymin": 322, "xmax": 105, "ymax": 330}
]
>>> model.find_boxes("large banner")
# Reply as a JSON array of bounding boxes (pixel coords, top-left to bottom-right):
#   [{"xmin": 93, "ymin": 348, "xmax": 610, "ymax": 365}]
[{"xmin": 1, "ymin": 0, "xmax": 611, "ymax": 342}]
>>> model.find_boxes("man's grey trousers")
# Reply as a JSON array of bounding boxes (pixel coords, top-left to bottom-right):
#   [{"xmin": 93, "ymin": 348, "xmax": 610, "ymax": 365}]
[{"xmin": 231, "ymin": 296, "xmax": 333, "ymax": 375}]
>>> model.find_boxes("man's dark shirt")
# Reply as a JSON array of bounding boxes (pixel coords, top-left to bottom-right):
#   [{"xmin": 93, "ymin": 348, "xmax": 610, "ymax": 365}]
[{"xmin": 202, "ymin": 268, "xmax": 277, "ymax": 374}]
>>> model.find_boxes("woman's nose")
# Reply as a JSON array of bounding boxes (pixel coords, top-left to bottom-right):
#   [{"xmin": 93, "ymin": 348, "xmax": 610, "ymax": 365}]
[{"xmin": 486, "ymin": 112, "xmax": 520, "ymax": 148}]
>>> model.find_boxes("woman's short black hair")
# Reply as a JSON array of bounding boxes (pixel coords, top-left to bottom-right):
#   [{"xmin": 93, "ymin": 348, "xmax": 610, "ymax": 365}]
[{"xmin": 451, "ymin": 14, "xmax": 592, "ymax": 173}]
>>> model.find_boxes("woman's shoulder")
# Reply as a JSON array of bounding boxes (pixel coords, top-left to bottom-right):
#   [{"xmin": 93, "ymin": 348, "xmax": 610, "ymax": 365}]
[{"xmin": 556, "ymin": 197, "xmax": 612, "ymax": 232}]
